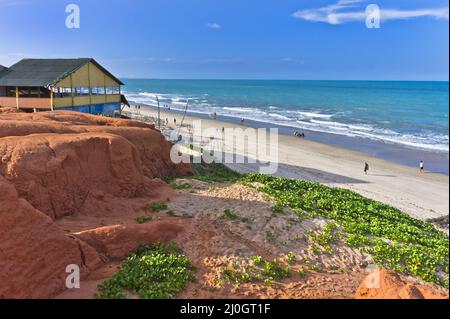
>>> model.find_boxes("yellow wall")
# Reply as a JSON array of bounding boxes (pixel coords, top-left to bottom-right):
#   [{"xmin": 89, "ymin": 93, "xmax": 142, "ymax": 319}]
[
  {"xmin": 55, "ymin": 61, "xmax": 121, "ymax": 88},
  {"xmin": 53, "ymin": 95, "xmax": 121, "ymax": 108}
]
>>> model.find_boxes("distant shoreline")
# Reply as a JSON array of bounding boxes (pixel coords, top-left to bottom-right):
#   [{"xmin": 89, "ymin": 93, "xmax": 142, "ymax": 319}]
[{"xmin": 127, "ymin": 102, "xmax": 449, "ymax": 175}]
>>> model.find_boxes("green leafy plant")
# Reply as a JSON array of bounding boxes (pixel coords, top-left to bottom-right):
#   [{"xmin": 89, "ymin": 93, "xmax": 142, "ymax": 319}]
[
  {"xmin": 308, "ymin": 222, "xmax": 339, "ymax": 253},
  {"xmin": 266, "ymin": 230, "xmax": 276, "ymax": 242},
  {"xmin": 298, "ymin": 268, "xmax": 306, "ymax": 277},
  {"xmin": 170, "ymin": 182, "xmax": 193, "ymax": 190},
  {"xmin": 241, "ymin": 174, "xmax": 449, "ymax": 287},
  {"xmin": 148, "ymin": 202, "xmax": 168, "ymax": 212},
  {"xmin": 95, "ymin": 242, "xmax": 195, "ymax": 299},
  {"xmin": 220, "ymin": 257, "xmax": 290, "ymax": 286},
  {"xmin": 135, "ymin": 216, "xmax": 152, "ymax": 224},
  {"xmin": 261, "ymin": 260, "xmax": 290, "ymax": 280},
  {"xmin": 286, "ymin": 252, "xmax": 297, "ymax": 263},
  {"xmin": 166, "ymin": 210, "xmax": 177, "ymax": 217},
  {"xmin": 224, "ymin": 209, "xmax": 238, "ymax": 221},
  {"xmin": 271, "ymin": 203, "xmax": 284, "ymax": 216}
]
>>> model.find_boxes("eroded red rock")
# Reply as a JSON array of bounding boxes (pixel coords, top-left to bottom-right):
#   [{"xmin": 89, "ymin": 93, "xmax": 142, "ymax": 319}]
[
  {"xmin": 355, "ymin": 269, "xmax": 448, "ymax": 299},
  {"xmin": 0, "ymin": 110, "xmax": 192, "ymax": 298}
]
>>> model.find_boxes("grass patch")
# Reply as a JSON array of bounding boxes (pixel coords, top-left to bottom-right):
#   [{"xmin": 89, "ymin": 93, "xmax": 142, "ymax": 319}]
[
  {"xmin": 223, "ymin": 209, "xmax": 252, "ymax": 227},
  {"xmin": 266, "ymin": 230, "xmax": 276, "ymax": 242},
  {"xmin": 298, "ymin": 268, "xmax": 306, "ymax": 277},
  {"xmin": 271, "ymin": 203, "xmax": 285, "ymax": 216},
  {"xmin": 148, "ymin": 202, "xmax": 168, "ymax": 212},
  {"xmin": 190, "ymin": 162, "xmax": 241, "ymax": 183},
  {"xmin": 220, "ymin": 256, "xmax": 290, "ymax": 286},
  {"xmin": 95, "ymin": 242, "xmax": 195, "ymax": 299},
  {"xmin": 286, "ymin": 252, "xmax": 297, "ymax": 263},
  {"xmin": 241, "ymin": 174, "xmax": 449, "ymax": 287},
  {"xmin": 224, "ymin": 209, "xmax": 238, "ymax": 221},
  {"xmin": 170, "ymin": 182, "xmax": 193, "ymax": 190},
  {"xmin": 307, "ymin": 222, "xmax": 340, "ymax": 254},
  {"xmin": 166, "ymin": 210, "xmax": 177, "ymax": 217},
  {"xmin": 135, "ymin": 216, "xmax": 152, "ymax": 224}
]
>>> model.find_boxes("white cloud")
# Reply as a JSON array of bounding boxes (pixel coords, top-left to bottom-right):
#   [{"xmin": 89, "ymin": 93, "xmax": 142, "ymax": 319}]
[
  {"xmin": 206, "ymin": 22, "xmax": 222, "ymax": 29},
  {"xmin": 293, "ymin": 0, "xmax": 449, "ymax": 25}
]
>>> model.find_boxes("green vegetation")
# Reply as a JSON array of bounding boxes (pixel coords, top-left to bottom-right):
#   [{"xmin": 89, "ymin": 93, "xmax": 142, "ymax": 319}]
[
  {"xmin": 307, "ymin": 222, "xmax": 340, "ymax": 254},
  {"xmin": 95, "ymin": 242, "xmax": 195, "ymax": 299},
  {"xmin": 190, "ymin": 162, "xmax": 242, "ymax": 183},
  {"xmin": 223, "ymin": 209, "xmax": 252, "ymax": 228},
  {"xmin": 261, "ymin": 260, "xmax": 291, "ymax": 280},
  {"xmin": 241, "ymin": 174, "xmax": 449, "ymax": 287},
  {"xmin": 135, "ymin": 216, "xmax": 152, "ymax": 224},
  {"xmin": 148, "ymin": 202, "xmax": 168, "ymax": 212},
  {"xmin": 166, "ymin": 210, "xmax": 177, "ymax": 217},
  {"xmin": 169, "ymin": 182, "xmax": 193, "ymax": 190},
  {"xmin": 224, "ymin": 208, "xmax": 239, "ymax": 221},
  {"xmin": 271, "ymin": 203, "xmax": 285, "ymax": 216},
  {"xmin": 298, "ymin": 268, "xmax": 306, "ymax": 277},
  {"xmin": 220, "ymin": 257, "xmax": 290, "ymax": 286},
  {"xmin": 286, "ymin": 252, "xmax": 297, "ymax": 263},
  {"xmin": 265, "ymin": 229, "xmax": 276, "ymax": 242}
]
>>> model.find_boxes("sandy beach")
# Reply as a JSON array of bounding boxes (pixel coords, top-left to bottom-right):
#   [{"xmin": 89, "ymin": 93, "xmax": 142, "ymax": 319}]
[{"xmin": 125, "ymin": 106, "xmax": 449, "ymax": 221}]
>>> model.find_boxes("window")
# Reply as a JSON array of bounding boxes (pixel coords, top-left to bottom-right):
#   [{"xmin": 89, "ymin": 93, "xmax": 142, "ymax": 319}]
[
  {"xmin": 91, "ymin": 87, "xmax": 106, "ymax": 95},
  {"xmin": 52, "ymin": 87, "xmax": 73, "ymax": 98},
  {"xmin": 106, "ymin": 87, "xmax": 120, "ymax": 95}
]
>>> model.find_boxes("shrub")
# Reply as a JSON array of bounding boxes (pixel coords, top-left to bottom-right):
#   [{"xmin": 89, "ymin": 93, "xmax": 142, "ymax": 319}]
[
  {"xmin": 148, "ymin": 202, "xmax": 168, "ymax": 212},
  {"xmin": 135, "ymin": 216, "xmax": 152, "ymax": 224},
  {"xmin": 95, "ymin": 242, "xmax": 195, "ymax": 299}
]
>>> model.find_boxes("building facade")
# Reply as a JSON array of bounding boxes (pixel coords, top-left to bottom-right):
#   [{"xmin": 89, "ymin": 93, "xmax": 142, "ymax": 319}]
[{"xmin": 0, "ymin": 58, "xmax": 128, "ymax": 115}]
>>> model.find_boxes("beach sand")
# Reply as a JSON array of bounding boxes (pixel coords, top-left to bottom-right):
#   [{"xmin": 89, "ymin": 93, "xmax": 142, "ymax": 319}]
[{"xmin": 124, "ymin": 107, "xmax": 449, "ymax": 221}]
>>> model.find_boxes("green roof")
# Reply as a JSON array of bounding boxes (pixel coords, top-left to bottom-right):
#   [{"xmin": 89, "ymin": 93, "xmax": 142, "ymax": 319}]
[{"xmin": 0, "ymin": 58, "xmax": 123, "ymax": 87}]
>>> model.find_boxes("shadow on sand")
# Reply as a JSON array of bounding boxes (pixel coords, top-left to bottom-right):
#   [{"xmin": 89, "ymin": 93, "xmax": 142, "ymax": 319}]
[{"xmin": 221, "ymin": 156, "xmax": 369, "ymax": 184}]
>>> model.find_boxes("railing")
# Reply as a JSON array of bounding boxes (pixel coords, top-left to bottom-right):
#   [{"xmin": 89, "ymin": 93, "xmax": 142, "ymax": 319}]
[{"xmin": 0, "ymin": 97, "xmax": 52, "ymax": 109}]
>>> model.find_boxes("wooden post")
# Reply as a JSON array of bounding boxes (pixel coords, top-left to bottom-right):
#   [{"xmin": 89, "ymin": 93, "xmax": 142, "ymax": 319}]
[
  {"xmin": 50, "ymin": 86, "xmax": 54, "ymax": 111},
  {"xmin": 15, "ymin": 87, "xmax": 19, "ymax": 109},
  {"xmin": 88, "ymin": 63, "xmax": 92, "ymax": 109},
  {"xmin": 70, "ymin": 74, "xmax": 74, "ymax": 107},
  {"xmin": 104, "ymin": 74, "xmax": 107, "ymax": 103}
]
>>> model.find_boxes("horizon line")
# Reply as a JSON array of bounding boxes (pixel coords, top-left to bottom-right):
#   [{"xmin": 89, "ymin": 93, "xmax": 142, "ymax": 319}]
[{"xmin": 118, "ymin": 77, "xmax": 450, "ymax": 82}]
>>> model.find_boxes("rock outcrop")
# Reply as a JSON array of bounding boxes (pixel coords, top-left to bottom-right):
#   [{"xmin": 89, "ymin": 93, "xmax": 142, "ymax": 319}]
[
  {"xmin": 74, "ymin": 222, "xmax": 183, "ymax": 260},
  {"xmin": 0, "ymin": 110, "xmax": 192, "ymax": 298},
  {"xmin": 355, "ymin": 269, "xmax": 448, "ymax": 299},
  {"xmin": 0, "ymin": 111, "xmax": 191, "ymax": 219},
  {"xmin": 0, "ymin": 176, "xmax": 102, "ymax": 298}
]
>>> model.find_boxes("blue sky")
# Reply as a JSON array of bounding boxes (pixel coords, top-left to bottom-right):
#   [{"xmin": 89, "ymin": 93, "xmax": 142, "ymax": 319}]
[{"xmin": 0, "ymin": 0, "xmax": 448, "ymax": 80}]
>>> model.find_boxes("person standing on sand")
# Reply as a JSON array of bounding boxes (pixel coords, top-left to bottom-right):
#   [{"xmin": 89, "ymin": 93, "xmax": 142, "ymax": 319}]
[
  {"xmin": 364, "ymin": 162, "xmax": 369, "ymax": 175},
  {"xmin": 420, "ymin": 160, "xmax": 424, "ymax": 173}
]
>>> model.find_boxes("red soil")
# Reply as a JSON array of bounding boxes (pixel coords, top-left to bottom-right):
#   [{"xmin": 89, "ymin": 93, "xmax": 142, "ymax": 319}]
[
  {"xmin": 0, "ymin": 111, "xmax": 191, "ymax": 298},
  {"xmin": 355, "ymin": 269, "xmax": 448, "ymax": 299}
]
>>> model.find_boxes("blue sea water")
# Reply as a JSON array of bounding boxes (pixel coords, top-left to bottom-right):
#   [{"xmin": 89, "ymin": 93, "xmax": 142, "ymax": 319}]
[{"xmin": 124, "ymin": 80, "xmax": 449, "ymax": 154}]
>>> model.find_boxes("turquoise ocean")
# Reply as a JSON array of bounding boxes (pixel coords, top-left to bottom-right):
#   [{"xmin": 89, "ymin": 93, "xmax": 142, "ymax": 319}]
[{"xmin": 123, "ymin": 80, "xmax": 449, "ymax": 174}]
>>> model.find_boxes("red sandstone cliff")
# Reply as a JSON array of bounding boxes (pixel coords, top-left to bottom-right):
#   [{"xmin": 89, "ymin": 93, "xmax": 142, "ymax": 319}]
[{"xmin": 0, "ymin": 111, "xmax": 191, "ymax": 298}]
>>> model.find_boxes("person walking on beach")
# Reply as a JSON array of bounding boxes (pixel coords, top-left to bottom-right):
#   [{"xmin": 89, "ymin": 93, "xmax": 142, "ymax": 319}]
[
  {"xmin": 241, "ymin": 118, "xmax": 245, "ymax": 125},
  {"xmin": 419, "ymin": 160, "xmax": 424, "ymax": 173},
  {"xmin": 364, "ymin": 162, "xmax": 369, "ymax": 175}
]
